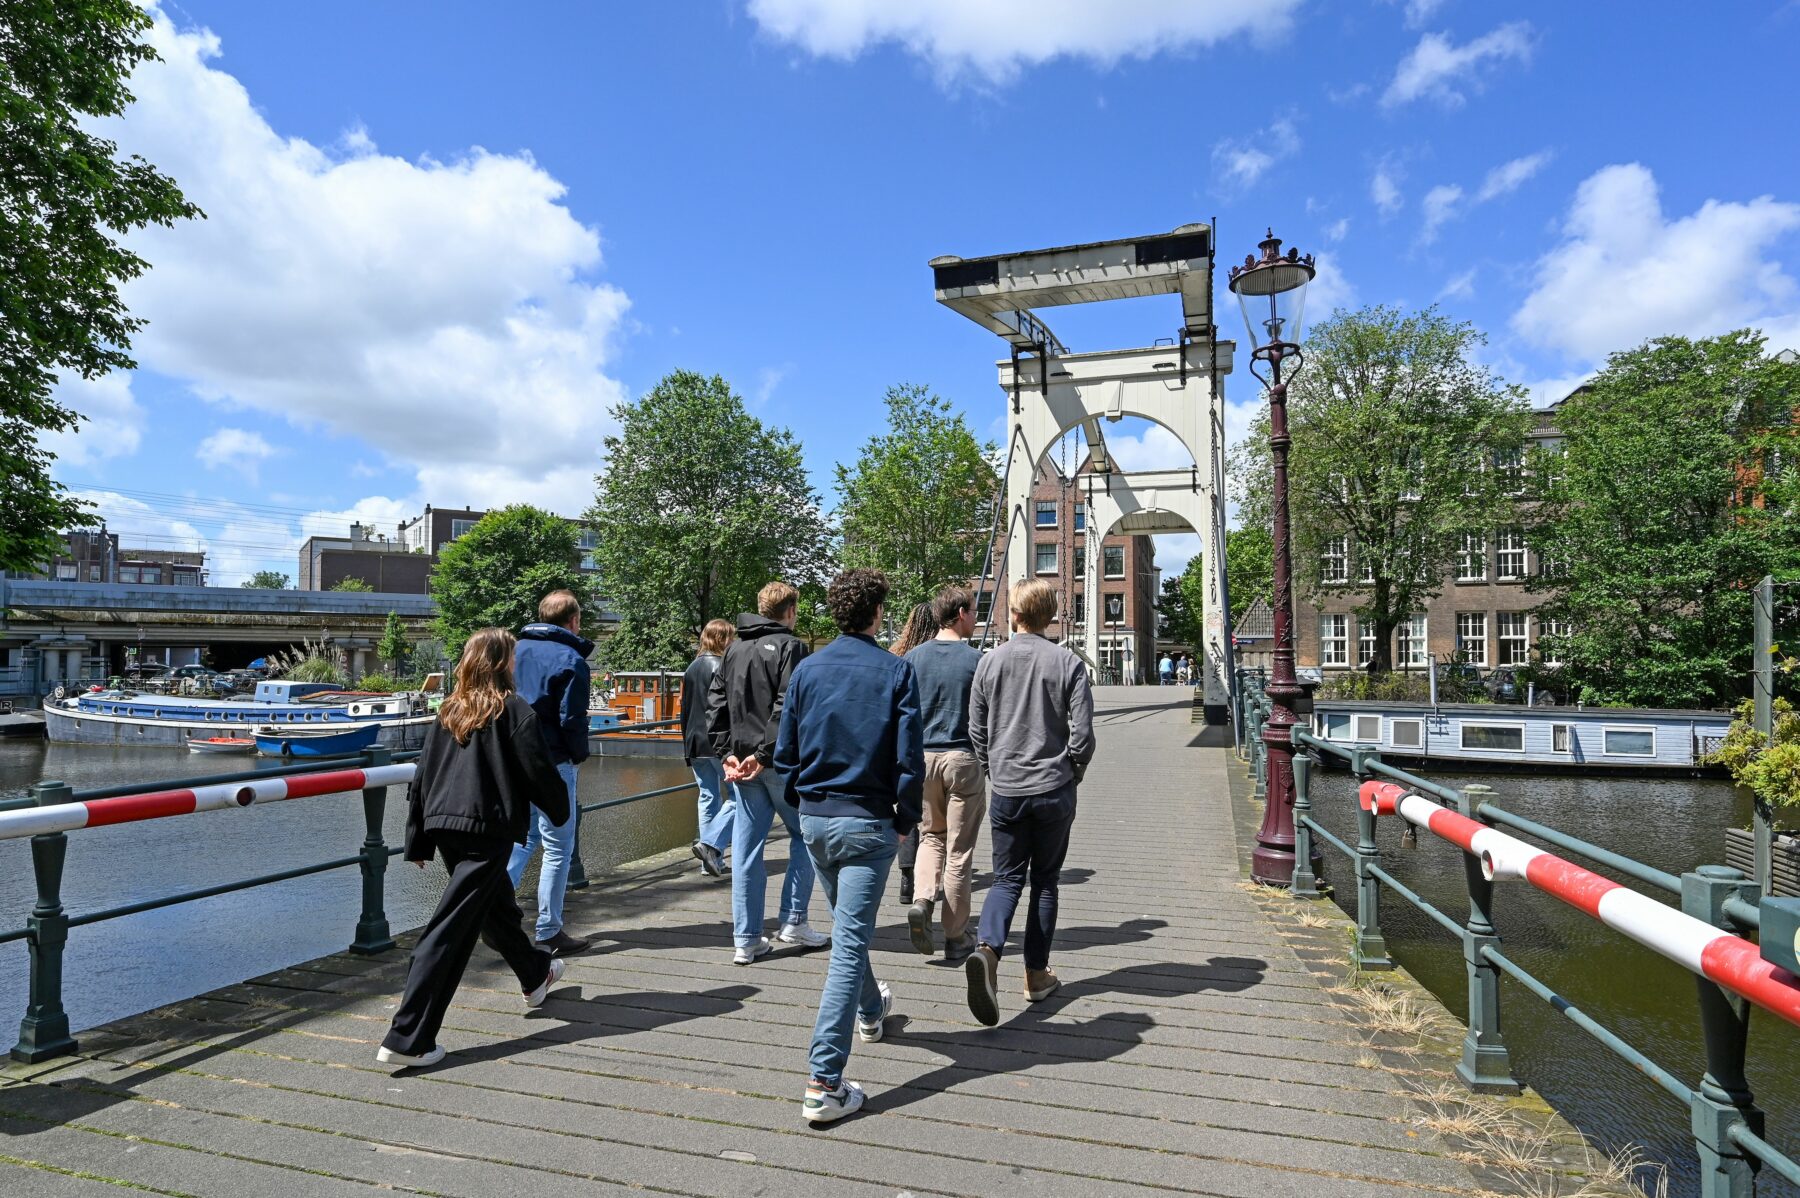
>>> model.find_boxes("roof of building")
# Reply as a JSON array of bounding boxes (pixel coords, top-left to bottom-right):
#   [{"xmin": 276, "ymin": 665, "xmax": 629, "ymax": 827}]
[{"xmin": 1234, "ymin": 596, "xmax": 1273, "ymax": 639}]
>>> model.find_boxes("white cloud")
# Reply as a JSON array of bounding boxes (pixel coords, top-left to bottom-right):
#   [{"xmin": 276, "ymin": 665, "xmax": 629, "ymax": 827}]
[
  {"xmin": 1513, "ymin": 163, "xmax": 1800, "ymax": 360},
  {"xmin": 38, "ymin": 373, "xmax": 143, "ymax": 467},
  {"xmin": 1418, "ymin": 149, "xmax": 1550, "ymax": 244},
  {"xmin": 196, "ymin": 427, "xmax": 276, "ymax": 479},
  {"xmin": 1103, "ymin": 421, "xmax": 1192, "ymax": 473},
  {"xmin": 1371, "ymin": 162, "xmax": 1403, "ymax": 217},
  {"xmin": 1437, "ymin": 267, "xmax": 1477, "ymax": 301},
  {"xmin": 753, "ymin": 365, "xmax": 790, "ymax": 406},
  {"xmin": 1153, "ymin": 532, "xmax": 1201, "ymax": 577},
  {"xmin": 1476, "ymin": 150, "xmax": 1551, "ymax": 202},
  {"xmin": 1211, "ymin": 116, "xmax": 1300, "ymax": 194},
  {"xmin": 745, "ymin": 0, "xmax": 1303, "ymax": 85},
  {"xmin": 1394, "ymin": 0, "xmax": 1448, "ymax": 29},
  {"xmin": 1324, "ymin": 217, "xmax": 1350, "ymax": 243},
  {"xmin": 99, "ymin": 10, "xmax": 630, "ymax": 513},
  {"xmin": 1383, "ymin": 22, "xmax": 1534, "ymax": 108},
  {"xmin": 1306, "ymin": 252, "xmax": 1357, "ymax": 321},
  {"xmin": 1420, "ymin": 183, "xmax": 1463, "ymax": 244}
]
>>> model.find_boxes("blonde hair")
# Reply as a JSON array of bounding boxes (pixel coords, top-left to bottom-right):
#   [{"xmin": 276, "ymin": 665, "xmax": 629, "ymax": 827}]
[
  {"xmin": 440, "ymin": 628, "xmax": 515, "ymax": 745},
  {"xmin": 1009, "ymin": 579, "xmax": 1058, "ymax": 633},
  {"xmin": 537, "ymin": 589, "xmax": 581, "ymax": 627},
  {"xmin": 757, "ymin": 581, "xmax": 799, "ymax": 619},
  {"xmin": 700, "ymin": 618, "xmax": 734, "ymax": 654}
]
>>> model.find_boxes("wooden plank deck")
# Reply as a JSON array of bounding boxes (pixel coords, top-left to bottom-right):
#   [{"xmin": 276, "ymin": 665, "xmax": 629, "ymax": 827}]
[{"xmin": 0, "ymin": 689, "xmax": 1522, "ymax": 1196}]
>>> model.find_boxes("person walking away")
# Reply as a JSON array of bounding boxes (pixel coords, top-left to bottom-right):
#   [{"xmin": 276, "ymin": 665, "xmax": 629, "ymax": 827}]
[
  {"xmin": 377, "ymin": 629, "xmax": 571, "ymax": 1068},
  {"xmin": 904, "ymin": 586, "xmax": 986, "ymax": 962},
  {"xmin": 888, "ymin": 601, "xmax": 937, "ymax": 904},
  {"xmin": 682, "ymin": 619, "xmax": 735, "ymax": 877},
  {"xmin": 708, "ymin": 581, "xmax": 826, "ymax": 963},
  {"xmin": 964, "ymin": 579, "xmax": 1096, "ymax": 1026},
  {"xmin": 1158, "ymin": 653, "xmax": 1173, "ymax": 686},
  {"xmin": 505, "ymin": 590, "xmax": 594, "ymax": 957},
  {"xmin": 773, "ymin": 568, "xmax": 922, "ymax": 1124}
]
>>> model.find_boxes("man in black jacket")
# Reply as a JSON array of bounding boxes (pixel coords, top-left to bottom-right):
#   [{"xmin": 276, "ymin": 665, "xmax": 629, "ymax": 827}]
[{"xmin": 707, "ymin": 581, "xmax": 825, "ymax": 963}]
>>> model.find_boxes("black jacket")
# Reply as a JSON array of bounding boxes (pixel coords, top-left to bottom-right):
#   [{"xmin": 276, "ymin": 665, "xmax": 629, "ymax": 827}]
[
  {"xmin": 513, "ymin": 623, "xmax": 594, "ymax": 765},
  {"xmin": 707, "ymin": 613, "xmax": 808, "ymax": 766},
  {"xmin": 404, "ymin": 693, "xmax": 571, "ymax": 860},
  {"xmin": 680, "ymin": 652, "xmax": 723, "ymax": 764}
]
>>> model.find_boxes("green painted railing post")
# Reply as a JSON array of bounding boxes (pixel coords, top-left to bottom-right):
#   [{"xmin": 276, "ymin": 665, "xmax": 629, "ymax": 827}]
[
  {"xmin": 1349, "ymin": 749, "xmax": 1393, "ymax": 972},
  {"xmin": 1454, "ymin": 784, "xmax": 1519, "ymax": 1094},
  {"xmin": 350, "ymin": 748, "xmax": 396, "ymax": 955},
  {"xmin": 12, "ymin": 781, "xmax": 78, "ymax": 1063},
  {"xmin": 1682, "ymin": 865, "xmax": 1763, "ymax": 1198},
  {"xmin": 1250, "ymin": 702, "xmax": 1268, "ymax": 802},
  {"xmin": 1289, "ymin": 746, "xmax": 1321, "ymax": 899}
]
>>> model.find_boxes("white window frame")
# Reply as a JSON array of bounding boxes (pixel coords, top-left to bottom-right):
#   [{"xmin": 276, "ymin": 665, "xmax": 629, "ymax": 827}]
[
  {"xmin": 1602, "ymin": 726, "xmax": 1657, "ymax": 758},
  {"xmin": 1390, "ymin": 718, "xmax": 1425, "ymax": 750},
  {"xmin": 1353, "ymin": 713, "xmax": 1382, "ymax": 743},
  {"xmin": 1539, "ymin": 617, "xmax": 1572, "ymax": 667},
  {"xmin": 1035, "ymin": 500, "xmax": 1058, "ymax": 529},
  {"xmin": 1551, "ymin": 723, "xmax": 1574, "ymax": 754},
  {"xmin": 1320, "ymin": 711, "xmax": 1353, "ymax": 741},
  {"xmin": 1357, "ymin": 619, "xmax": 1378, "ymax": 667},
  {"xmin": 1073, "ymin": 592, "xmax": 1085, "ymax": 625},
  {"xmin": 1496, "ymin": 612, "xmax": 1529, "ymax": 666},
  {"xmin": 450, "ymin": 518, "xmax": 477, "ymax": 539},
  {"xmin": 1103, "ymin": 545, "xmax": 1125, "ymax": 579},
  {"xmin": 1321, "ymin": 536, "xmax": 1349, "ymax": 585},
  {"xmin": 1319, "ymin": 614, "xmax": 1348, "ymax": 667},
  {"xmin": 1073, "ymin": 503, "xmax": 1086, "ymax": 532},
  {"xmin": 1073, "ymin": 549, "xmax": 1086, "ymax": 579},
  {"xmin": 1495, "ymin": 528, "xmax": 1527, "ymax": 580},
  {"xmin": 119, "ymin": 567, "xmax": 139, "ymax": 584},
  {"xmin": 1456, "ymin": 533, "xmax": 1486, "ymax": 582},
  {"xmin": 1495, "ymin": 448, "xmax": 1525, "ymax": 495},
  {"xmin": 1459, "ymin": 721, "xmax": 1526, "ymax": 753},
  {"xmin": 56, "ymin": 563, "xmax": 77, "ymax": 581},
  {"xmin": 1399, "ymin": 614, "xmax": 1429, "ymax": 668},
  {"xmin": 1034, "ymin": 542, "xmax": 1058, "ymax": 575},
  {"xmin": 1456, "ymin": 612, "xmax": 1488, "ymax": 667}
]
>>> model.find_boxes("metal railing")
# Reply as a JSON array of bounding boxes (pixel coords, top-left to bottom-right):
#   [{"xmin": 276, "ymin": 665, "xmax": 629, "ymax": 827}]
[
  {"xmin": 1238, "ymin": 678, "xmax": 1800, "ymax": 1197},
  {"xmin": 2, "ymin": 736, "xmax": 695, "ymax": 1064}
]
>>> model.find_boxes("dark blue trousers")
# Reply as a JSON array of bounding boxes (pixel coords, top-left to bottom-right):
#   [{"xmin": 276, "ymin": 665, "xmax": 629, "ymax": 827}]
[{"xmin": 976, "ymin": 782, "xmax": 1077, "ymax": 970}]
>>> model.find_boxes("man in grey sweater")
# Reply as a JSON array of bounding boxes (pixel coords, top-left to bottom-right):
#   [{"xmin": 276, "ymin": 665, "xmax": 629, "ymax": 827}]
[{"xmin": 964, "ymin": 579, "xmax": 1096, "ymax": 1026}]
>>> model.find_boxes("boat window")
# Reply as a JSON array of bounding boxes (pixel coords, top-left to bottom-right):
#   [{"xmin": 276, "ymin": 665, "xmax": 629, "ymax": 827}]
[
  {"xmin": 1603, "ymin": 727, "xmax": 1655, "ymax": 757},
  {"xmin": 1460, "ymin": 723, "xmax": 1524, "ymax": 752},
  {"xmin": 1551, "ymin": 724, "xmax": 1573, "ymax": 753},
  {"xmin": 1353, "ymin": 714, "xmax": 1382, "ymax": 743},
  {"xmin": 1320, "ymin": 712, "xmax": 1353, "ymax": 741},
  {"xmin": 1390, "ymin": 719, "xmax": 1424, "ymax": 749}
]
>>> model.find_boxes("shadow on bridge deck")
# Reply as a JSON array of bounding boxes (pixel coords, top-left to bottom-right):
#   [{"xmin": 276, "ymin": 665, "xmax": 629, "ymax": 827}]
[{"xmin": 0, "ymin": 688, "xmax": 1527, "ymax": 1197}]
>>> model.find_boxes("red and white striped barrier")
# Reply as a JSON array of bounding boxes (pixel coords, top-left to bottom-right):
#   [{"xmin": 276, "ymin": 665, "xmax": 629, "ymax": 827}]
[
  {"xmin": 0, "ymin": 764, "xmax": 415, "ymax": 843},
  {"xmin": 1359, "ymin": 781, "xmax": 1800, "ymax": 1030}
]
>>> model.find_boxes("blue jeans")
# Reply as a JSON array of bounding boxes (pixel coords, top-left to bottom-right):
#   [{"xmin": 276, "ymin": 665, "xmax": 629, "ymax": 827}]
[
  {"xmin": 799, "ymin": 813, "xmax": 895, "ymax": 1088},
  {"xmin": 729, "ymin": 769, "xmax": 814, "ymax": 946},
  {"xmin": 977, "ymin": 782, "xmax": 1077, "ymax": 970},
  {"xmin": 506, "ymin": 760, "xmax": 579, "ymax": 941},
  {"xmin": 692, "ymin": 757, "xmax": 734, "ymax": 852}
]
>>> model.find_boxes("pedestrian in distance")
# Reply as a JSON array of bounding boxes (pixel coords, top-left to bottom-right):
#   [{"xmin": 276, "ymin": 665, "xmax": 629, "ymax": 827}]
[
  {"xmin": 1158, "ymin": 652, "xmax": 1174, "ymax": 686},
  {"xmin": 504, "ymin": 590, "xmax": 594, "ymax": 957},
  {"xmin": 904, "ymin": 586, "xmax": 987, "ymax": 963},
  {"xmin": 708, "ymin": 581, "xmax": 827, "ymax": 964},
  {"xmin": 682, "ymin": 618, "xmax": 736, "ymax": 877},
  {"xmin": 773, "ymin": 568, "xmax": 923, "ymax": 1124},
  {"xmin": 377, "ymin": 628, "xmax": 572, "ymax": 1069},
  {"xmin": 888, "ymin": 601, "xmax": 938, "ymax": 906},
  {"xmin": 964, "ymin": 579, "xmax": 1096, "ymax": 1026}
]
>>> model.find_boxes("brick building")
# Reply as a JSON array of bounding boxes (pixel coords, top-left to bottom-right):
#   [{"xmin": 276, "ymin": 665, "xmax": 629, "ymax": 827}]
[{"xmin": 33, "ymin": 530, "xmax": 206, "ymax": 586}]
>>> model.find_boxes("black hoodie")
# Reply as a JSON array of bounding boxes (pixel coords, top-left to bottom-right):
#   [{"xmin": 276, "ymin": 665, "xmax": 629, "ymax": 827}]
[{"xmin": 706, "ymin": 612, "xmax": 808, "ymax": 766}]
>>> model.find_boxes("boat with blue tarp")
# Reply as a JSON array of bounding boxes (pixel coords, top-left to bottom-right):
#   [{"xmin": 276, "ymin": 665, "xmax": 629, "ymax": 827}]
[{"xmin": 253, "ymin": 723, "xmax": 382, "ymax": 758}]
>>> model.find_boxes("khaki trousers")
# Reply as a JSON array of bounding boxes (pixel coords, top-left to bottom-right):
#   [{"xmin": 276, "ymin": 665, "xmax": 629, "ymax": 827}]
[{"xmin": 915, "ymin": 749, "xmax": 987, "ymax": 939}]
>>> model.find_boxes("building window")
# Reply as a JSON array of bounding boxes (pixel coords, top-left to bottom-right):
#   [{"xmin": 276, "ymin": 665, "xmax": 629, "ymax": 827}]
[
  {"xmin": 1073, "ymin": 593, "xmax": 1085, "ymax": 625},
  {"xmin": 1104, "ymin": 593, "xmax": 1124, "ymax": 622},
  {"xmin": 1399, "ymin": 614, "xmax": 1429, "ymax": 668},
  {"xmin": 119, "ymin": 567, "xmax": 138, "ymax": 584},
  {"xmin": 56, "ymin": 563, "xmax": 76, "ymax": 581},
  {"xmin": 1357, "ymin": 619, "xmax": 1378, "ymax": 668},
  {"xmin": 1456, "ymin": 533, "xmax": 1486, "ymax": 582},
  {"xmin": 174, "ymin": 571, "xmax": 199, "ymax": 586},
  {"xmin": 1456, "ymin": 611, "xmax": 1488, "ymax": 666},
  {"xmin": 1494, "ymin": 448, "xmax": 1525, "ymax": 494},
  {"xmin": 1496, "ymin": 528, "xmax": 1526, "ymax": 580},
  {"xmin": 1321, "ymin": 536, "xmax": 1348, "ymax": 584},
  {"xmin": 142, "ymin": 568, "xmax": 161, "ymax": 584},
  {"xmin": 1034, "ymin": 543, "xmax": 1057, "ymax": 575},
  {"xmin": 1073, "ymin": 504, "xmax": 1086, "ymax": 532},
  {"xmin": 976, "ymin": 592, "xmax": 994, "ymax": 623},
  {"xmin": 1073, "ymin": 549, "xmax": 1085, "ymax": 579},
  {"xmin": 450, "ymin": 518, "xmax": 477, "ymax": 539},
  {"xmin": 577, "ymin": 529, "xmax": 599, "ymax": 550},
  {"xmin": 1356, "ymin": 540, "xmax": 1375, "ymax": 585},
  {"xmin": 1103, "ymin": 545, "xmax": 1124, "ymax": 579},
  {"xmin": 1320, "ymin": 613, "xmax": 1348, "ymax": 667},
  {"xmin": 1497, "ymin": 612, "xmax": 1529, "ymax": 665},
  {"xmin": 1460, "ymin": 722, "xmax": 1525, "ymax": 752},
  {"xmin": 88, "ymin": 565, "xmax": 101, "ymax": 581},
  {"xmin": 1603, "ymin": 727, "xmax": 1656, "ymax": 758},
  {"xmin": 1539, "ymin": 617, "xmax": 1571, "ymax": 666},
  {"xmin": 1035, "ymin": 500, "xmax": 1058, "ymax": 528}
]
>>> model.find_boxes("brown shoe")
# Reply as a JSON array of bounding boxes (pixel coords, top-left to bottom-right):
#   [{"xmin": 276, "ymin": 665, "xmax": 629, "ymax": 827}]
[
  {"xmin": 965, "ymin": 944, "xmax": 1000, "ymax": 1026},
  {"xmin": 1024, "ymin": 968, "xmax": 1060, "ymax": 1002}
]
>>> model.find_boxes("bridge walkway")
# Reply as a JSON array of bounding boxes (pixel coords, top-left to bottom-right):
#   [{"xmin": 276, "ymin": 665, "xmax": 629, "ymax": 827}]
[{"xmin": 0, "ymin": 688, "xmax": 1510, "ymax": 1196}]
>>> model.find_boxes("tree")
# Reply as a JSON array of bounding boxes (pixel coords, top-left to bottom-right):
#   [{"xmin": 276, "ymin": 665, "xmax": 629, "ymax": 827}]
[
  {"xmin": 377, "ymin": 611, "xmax": 410, "ymax": 672},
  {"xmin": 1231, "ymin": 306, "xmax": 1530, "ymax": 673},
  {"xmin": 1224, "ymin": 527, "xmax": 1272, "ymax": 621},
  {"xmin": 0, "ymin": 3, "xmax": 202, "ymax": 572},
  {"xmin": 329, "ymin": 576, "xmax": 373, "ymax": 592},
  {"xmin": 835, "ymin": 384, "xmax": 998, "ymax": 616},
  {"xmin": 1530, "ymin": 332, "xmax": 1800, "ymax": 707},
  {"xmin": 1157, "ymin": 573, "xmax": 1203, "ymax": 647},
  {"xmin": 431, "ymin": 506, "xmax": 593, "ymax": 657},
  {"xmin": 241, "ymin": 571, "xmax": 290, "ymax": 589},
  {"xmin": 587, "ymin": 371, "xmax": 833, "ymax": 668}
]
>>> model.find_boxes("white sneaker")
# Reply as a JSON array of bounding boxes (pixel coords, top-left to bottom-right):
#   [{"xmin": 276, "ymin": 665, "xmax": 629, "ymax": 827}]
[
  {"xmin": 375, "ymin": 1044, "xmax": 445, "ymax": 1069},
  {"xmin": 856, "ymin": 981, "xmax": 893, "ymax": 1043},
  {"xmin": 524, "ymin": 957, "xmax": 566, "ymax": 1008},
  {"xmin": 802, "ymin": 1080, "xmax": 866, "ymax": 1125},
  {"xmin": 733, "ymin": 936, "xmax": 773, "ymax": 965},
  {"xmin": 778, "ymin": 920, "xmax": 830, "ymax": 948}
]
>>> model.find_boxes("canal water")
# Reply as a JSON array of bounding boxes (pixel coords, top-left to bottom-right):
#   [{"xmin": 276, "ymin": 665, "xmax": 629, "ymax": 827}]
[
  {"xmin": 0, "ymin": 740, "xmax": 696, "ymax": 1036},
  {"xmin": 1308, "ymin": 768, "xmax": 1799, "ymax": 1197}
]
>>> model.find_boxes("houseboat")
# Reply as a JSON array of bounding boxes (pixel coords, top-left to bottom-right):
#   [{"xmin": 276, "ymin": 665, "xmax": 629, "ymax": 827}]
[
  {"xmin": 590, "ymin": 670, "xmax": 686, "ymax": 757},
  {"xmin": 1308, "ymin": 699, "xmax": 1732, "ymax": 776},
  {"xmin": 42, "ymin": 679, "xmax": 433, "ymax": 750}
]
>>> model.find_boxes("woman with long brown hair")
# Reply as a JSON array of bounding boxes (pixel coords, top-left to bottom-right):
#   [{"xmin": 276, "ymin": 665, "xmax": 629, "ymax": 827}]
[{"xmin": 377, "ymin": 628, "xmax": 573, "ymax": 1069}]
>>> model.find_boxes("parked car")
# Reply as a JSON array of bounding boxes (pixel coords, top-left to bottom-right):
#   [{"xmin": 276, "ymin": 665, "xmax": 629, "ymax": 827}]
[
  {"xmin": 166, "ymin": 665, "xmax": 233, "ymax": 696},
  {"xmin": 1484, "ymin": 668, "xmax": 1522, "ymax": 704}
]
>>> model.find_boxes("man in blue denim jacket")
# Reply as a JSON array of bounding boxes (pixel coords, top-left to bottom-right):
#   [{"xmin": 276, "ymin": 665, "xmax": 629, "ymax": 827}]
[{"xmin": 773, "ymin": 568, "xmax": 923, "ymax": 1125}]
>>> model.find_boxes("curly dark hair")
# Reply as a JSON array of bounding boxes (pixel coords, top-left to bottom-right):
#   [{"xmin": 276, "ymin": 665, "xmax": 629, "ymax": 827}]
[{"xmin": 827, "ymin": 568, "xmax": 890, "ymax": 634}]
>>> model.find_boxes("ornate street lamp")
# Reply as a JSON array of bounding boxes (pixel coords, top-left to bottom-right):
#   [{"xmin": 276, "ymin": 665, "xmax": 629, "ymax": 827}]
[{"xmin": 1229, "ymin": 229, "xmax": 1315, "ymax": 885}]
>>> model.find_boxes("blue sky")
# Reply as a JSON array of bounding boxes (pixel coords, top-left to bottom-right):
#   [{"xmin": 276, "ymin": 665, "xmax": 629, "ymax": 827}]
[{"xmin": 43, "ymin": 1, "xmax": 1800, "ymax": 584}]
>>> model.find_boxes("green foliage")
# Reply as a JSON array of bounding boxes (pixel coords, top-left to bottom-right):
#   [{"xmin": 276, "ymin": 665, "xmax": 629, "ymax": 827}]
[
  {"xmin": 1531, "ymin": 332, "xmax": 1800, "ymax": 707},
  {"xmin": 355, "ymin": 672, "xmax": 402, "ymax": 693},
  {"xmin": 791, "ymin": 581, "xmax": 837, "ymax": 649},
  {"xmin": 1316, "ymin": 672, "xmax": 1430, "ymax": 702},
  {"xmin": 1224, "ymin": 527, "xmax": 1272, "ymax": 621},
  {"xmin": 241, "ymin": 570, "xmax": 290, "ymax": 589},
  {"xmin": 835, "ymin": 384, "xmax": 998, "ymax": 616},
  {"xmin": 329, "ymin": 576, "xmax": 373, "ymax": 592},
  {"xmin": 587, "ymin": 371, "xmax": 833, "ymax": 668},
  {"xmin": 1158, "ymin": 574, "xmax": 1202, "ymax": 647},
  {"xmin": 377, "ymin": 611, "xmax": 409, "ymax": 670},
  {"xmin": 1231, "ymin": 306, "xmax": 1530, "ymax": 673},
  {"xmin": 0, "ymin": 2, "xmax": 202, "ymax": 572},
  {"xmin": 406, "ymin": 640, "xmax": 444, "ymax": 680},
  {"xmin": 268, "ymin": 638, "xmax": 347, "ymax": 686},
  {"xmin": 1708, "ymin": 698, "xmax": 1800, "ymax": 815},
  {"xmin": 430, "ymin": 506, "xmax": 593, "ymax": 657}
]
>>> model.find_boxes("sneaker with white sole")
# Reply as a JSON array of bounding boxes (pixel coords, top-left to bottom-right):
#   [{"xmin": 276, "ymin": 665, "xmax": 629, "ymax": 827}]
[
  {"xmin": 777, "ymin": 920, "xmax": 830, "ymax": 948},
  {"xmin": 856, "ymin": 980, "xmax": 893, "ymax": 1043},
  {"xmin": 802, "ymin": 1079, "xmax": 866, "ymax": 1125},
  {"xmin": 524, "ymin": 956, "xmax": 566, "ymax": 1008},
  {"xmin": 375, "ymin": 1043, "xmax": 445, "ymax": 1069},
  {"xmin": 733, "ymin": 936, "xmax": 773, "ymax": 965}
]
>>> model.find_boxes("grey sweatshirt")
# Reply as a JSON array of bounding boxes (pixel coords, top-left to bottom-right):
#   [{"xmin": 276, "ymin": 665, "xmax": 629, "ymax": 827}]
[{"xmin": 968, "ymin": 633, "xmax": 1096, "ymax": 795}]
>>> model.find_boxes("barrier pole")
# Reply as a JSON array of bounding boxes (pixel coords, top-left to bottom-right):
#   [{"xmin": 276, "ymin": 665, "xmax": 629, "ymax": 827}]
[
  {"xmin": 350, "ymin": 747, "xmax": 396, "ymax": 955},
  {"xmin": 1684, "ymin": 865, "xmax": 1764, "ymax": 1198},
  {"xmin": 1290, "ymin": 750, "xmax": 1321, "ymax": 899},
  {"xmin": 12, "ymin": 781, "xmax": 78, "ymax": 1062},
  {"xmin": 1455, "ymin": 783, "xmax": 1518, "ymax": 1093},
  {"xmin": 1349, "ymin": 748, "xmax": 1393, "ymax": 971}
]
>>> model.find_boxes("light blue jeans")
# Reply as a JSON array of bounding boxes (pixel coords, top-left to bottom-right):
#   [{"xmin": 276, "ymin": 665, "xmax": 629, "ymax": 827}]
[
  {"xmin": 506, "ymin": 760, "xmax": 579, "ymax": 941},
  {"xmin": 693, "ymin": 757, "xmax": 734, "ymax": 852},
  {"xmin": 730, "ymin": 769, "xmax": 814, "ymax": 946},
  {"xmin": 800, "ymin": 813, "xmax": 896, "ymax": 1088}
]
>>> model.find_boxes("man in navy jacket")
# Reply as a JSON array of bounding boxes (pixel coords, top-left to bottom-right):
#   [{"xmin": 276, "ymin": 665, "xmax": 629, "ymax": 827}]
[
  {"xmin": 774, "ymin": 568, "xmax": 922, "ymax": 1125},
  {"xmin": 506, "ymin": 589, "xmax": 593, "ymax": 956}
]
